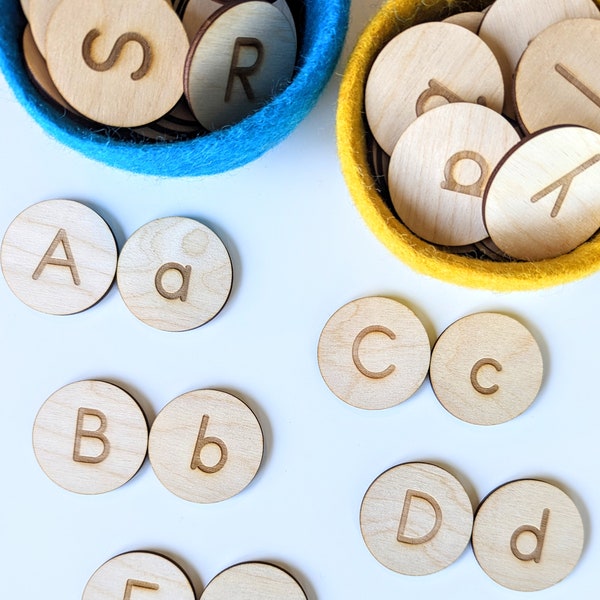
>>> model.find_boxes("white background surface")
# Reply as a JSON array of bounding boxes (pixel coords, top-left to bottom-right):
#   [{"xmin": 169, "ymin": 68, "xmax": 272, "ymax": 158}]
[{"xmin": 1, "ymin": 2, "xmax": 599, "ymax": 598}]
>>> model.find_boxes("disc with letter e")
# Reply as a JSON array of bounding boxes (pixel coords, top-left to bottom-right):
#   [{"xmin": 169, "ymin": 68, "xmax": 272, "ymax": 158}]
[{"xmin": 472, "ymin": 479, "xmax": 585, "ymax": 591}]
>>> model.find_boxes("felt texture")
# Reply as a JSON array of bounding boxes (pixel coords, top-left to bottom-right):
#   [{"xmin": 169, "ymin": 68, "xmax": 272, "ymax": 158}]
[
  {"xmin": 337, "ymin": 0, "xmax": 600, "ymax": 292},
  {"xmin": 0, "ymin": 0, "xmax": 350, "ymax": 176}
]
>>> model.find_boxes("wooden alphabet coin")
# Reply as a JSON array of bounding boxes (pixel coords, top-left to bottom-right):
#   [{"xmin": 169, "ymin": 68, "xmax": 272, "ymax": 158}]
[
  {"xmin": 184, "ymin": 0, "xmax": 297, "ymax": 131},
  {"xmin": 442, "ymin": 11, "xmax": 484, "ymax": 33},
  {"xmin": 45, "ymin": 0, "xmax": 189, "ymax": 127},
  {"xmin": 364, "ymin": 22, "xmax": 504, "ymax": 155},
  {"xmin": 388, "ymin": 103, "xmax": 521, "ymax": 246},
  {"xmin": 116, "ymin": 217, "xmax": 232, "ymax": 332},
  {"xmin": 430, "ymin": 313, "xmax": 543, "ymax": 425},
  {"xmin": 82, "ymin": 551, "xmax": 196, "ymax": 599},
  {"xmin": 472, "ymin": 479, "xmax": 585, "ymax": 591},
  {"xmin": 360, "ymin": 462, "xmax": 473, "ymax": 576},
  {"xmin": 26, "ymin": 0, "xmax": 61, "ymax": 58},
  {"xmin": 148, "ymin": 389, "xmax": 263, "ymax": 503},
  {"xmin": 200, "ymin": 562, "xmax": 307, "ymax": 600},
  {"xmin": 32, "ymin": 380, "xmax": 148, "ymax": 495},
  {"xmin": 484, "ymin": 126, "xmax": 600, "ymax": 261},
  {"xmin": 317, "ymin": 297, "xmax": 430, "ymax": 410},
  {"xmin": 1, "ymin": 199, "xmax": 117, "ymax": 315},
  {"xmin": 515, "ymin": 18, "xmax": 600, "ymax": 135}
]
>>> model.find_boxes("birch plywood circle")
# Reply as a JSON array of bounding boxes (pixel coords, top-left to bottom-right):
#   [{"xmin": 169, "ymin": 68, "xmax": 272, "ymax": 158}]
[
  {"xmin": 430, "ymin": 313, "xmax": 543, "ymax": 425},
  {"xmin": 200, "ymin": 562, "xmax": 307, "ymax": 600},
  {"xmin": 32, "ymin": 380, "xmax": 148, "ymax": 495},
  {"xmin": 472, "ymin": 479, "xmax": 585, "ymax": 591},
  {"xmin": 442, "ymin": 11, "xmax": 484, "ymax": 33},
  {"xmin": 82, "ymin": 551, "xmax": 196, "ymax": 600},
  {"xmin": 364, "ymin": 21, "xmax": 504, "ymax": 156},
  {"xmin": 0, "ymin": 199, "xmax": 117, "ymax": 315},
  {"xmin": 317, "ymin": 297, "xmax": 430, "ymax": 410},
  {"xmin": 148, "ymin": 389, "xmax": 263, "ymax": 503},
  {"xmin": 484, "ymin": 126, "xmax": 600, "ymax": 261},
  {"xmin": 26, "ymin": 0, "xmax": 60, "ymax": 57},
  {"xmin": 116, "ymin": 217, "xmax": 232, "ymax": 332},
  {"xmin": 360, "ymin": 462, "xmax": 473, "ymax": 576}
]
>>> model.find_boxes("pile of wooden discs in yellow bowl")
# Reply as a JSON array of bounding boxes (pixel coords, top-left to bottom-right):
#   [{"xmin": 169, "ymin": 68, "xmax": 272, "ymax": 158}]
[{"xmin": 337, "ymin": 0, "xmax": 600, "ymax": 291}]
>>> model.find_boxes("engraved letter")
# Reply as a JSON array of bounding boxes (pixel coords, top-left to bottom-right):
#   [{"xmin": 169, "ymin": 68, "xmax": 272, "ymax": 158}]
[
  {"xmin": 73, "ymin": 407, "xmax": 110, "ymax": 464},
  {"xmin": 32, "ymin": 228, "xmax": 80, "ymax": 285},
  {"xmin": 124, "ymin": 579, "xmax": 160, "ymax": 599},
  {"xmin": 82, "ymin": 29, "xmax": 152, "ymax": 81},
  {"xmin": 555, "ymin": 63, "xmax": 600, "ymax": 109},
  {"xmin": 441, "ymin": 150, "xmax": 490, "ymax": 198},
  {"xmin": 416, "ymin": 79, "xmax": 486, "ymax": 117},
  {"xmin": 510, "ymin": 508, "xmax": 550, "ymax": 564},
  {"xmin": 225, "ymin": 37, "xmax": 264, "ymax": 102},
  {"xmin": 190, "ymin": 415, "xmax": 228, "ymax": 474},
  {"xmin": 352, "ymin": 325, "xmax": 396, "ymax": 379},
  {"xmin": 155, "ymin": 262, "xmax": 192, "ymax": 302},
  {"xmin": 470, "ymin": 357, "xmax": 503, "ymax": 395},
  {"xmin": 397, "ymin": 489, "xmax": 443, "ymax": 545}
]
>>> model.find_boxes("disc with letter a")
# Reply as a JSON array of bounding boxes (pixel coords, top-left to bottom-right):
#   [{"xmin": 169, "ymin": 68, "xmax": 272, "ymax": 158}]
[
  {"xmin": 32, "ymin": 380, "xmax": 148, "ymax": 495},
  {"xmin": 82, "ymin": 551, "xmax": 196, "ymax": 599},
  {"xmin": 360, "ymin": 462, "xmax": 473, "ymax": 576},
  {"xmin": 184, "ymin": 0, "xmax": 297, "ymax": 131},
  {"xmin": 0, "ymin": 199, "xmax": 117, "ymax": 315},
  {"xmin": 484, "ymin": 126, "xmax": 600, "ymax": 261},
  {"xmin": 116, "ymin": 217, "xmax": 233, "ymax": 332},
  {"xmin": 515, "ymin": 19, "xmax": 600, "ymax": 135},
  {"xmin": 148, "ymin": 389, "xmax": 263, "ymax": 503},
  {"xmin": 201, "ymin": 562, "xmax": 307, "ymax": 600},
  {"xmin": 45, "ymin": 0, "xmax": 189, "ymax": 127},
  {"xmin": 472, "ymin": 479, "xmax": 585, "ymax": 591}
]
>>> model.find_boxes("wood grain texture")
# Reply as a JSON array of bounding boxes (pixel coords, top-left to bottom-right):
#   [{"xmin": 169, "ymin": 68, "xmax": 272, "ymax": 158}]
[
  {"xmin": 484, "ymin": 126, "xmax": 600, "ymax": 260},
  {"xmin": 430, "ymin": 312, "xmax": 543, "ymax": 425},
  {"xmin": 472, "ymin": 479, "xmax": 585, "ymax": 591},
  {"xmin": 317, "ymin": 296, "xmax": 431, "ymax": 410},
  {"xmin": 442, "ymin": 11, "xmax": 484, "ymax": 33},
  {"xmin": 0, "ymin": 199, "xmax": 117, "ymax": 315},
  {"xmin": 364, "ymin": 21, "xmax": 504, "ymax": 155},
  {"xmin": 148, "ymin": 389, "xmax": 263, "ymax": 503},
  {"xmin": 32, "ymin": 380, "xmax": 148, "ymax": 495},
  {"xmin": 116, "ymin": 217, "xmax": 232, "ymax": 332},
  {"xmin": 360, "ymin": 462, "xmax": 473, "ymax": 576},
  {"xmin": 388, "ymin": 103, "xmax": 520, "ymax": 246},
  {"xmin": 26, "ymin": 0, "xmax": 61, "ymax": 58}
]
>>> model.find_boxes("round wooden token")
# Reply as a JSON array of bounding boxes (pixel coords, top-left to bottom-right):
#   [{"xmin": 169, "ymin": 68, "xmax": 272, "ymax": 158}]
[
  {"xmin": 472, "ymin": 479, "xmax": 585, "ymax": 591},
  {"xmin": 32, "ymin": 380, "xmax": 148, "ymax": 495},
  {"xmin": 430, "ymin": 313, "xmax": 543, "ymax": 425},
  {"xmin": 201, "ymin": 562, "xmax": 307, "ymax": 600},
  {"xmin": 0, "ymin": 199, "xmax": 117, "ymax": 315},
  {"xmin": 26, "ymin": 0, "xmax": 61, "ymax": 58},
  {"xmin": 442, "ymin": 11, "xmax": 484, "ymax": 33},
  {"xmin": 515, "ymin": 18, "xmax": 600, "ymax": 135},
  {"xmin": 45, "ymin": 0, "xmax": 189, "ymax": 127},
  {"xmin": 478, "ymin": 0, "xmax": 600, "ymax": 119},
  {"xmin": 364, "ymin": 21, "xmax": 504, "ymax": 156},
  {"xmin": 184, "ymin": 0, "xmax": 297, "ymax": 131},
  {"xmin": 82, "ymin": 551, "xmax": 195, "ymax": 599},
  {"xmin": 317, "ymin": 297, "xmax": 430, "ymax": 410},
  {"xmin": 484, "ymin": 126, "xmax": 600, "ymax": 261},
  {"xmin": 388, "ymin": 103, "xmax": 520, "ymax": 246},
  {"xmin": 148, "ymin": 389, "xmax": 263, "ymax": 503},
  {"xmin": 116, "ymin": 217, "xmax": 232, "ymax": 332},
  {"xmin": 20, "ymin": 0, "xmax": 30, "ymax": 19},
  {"xmin": 360, "ymin": 462, "xmax": 473, "ymax": 576}
]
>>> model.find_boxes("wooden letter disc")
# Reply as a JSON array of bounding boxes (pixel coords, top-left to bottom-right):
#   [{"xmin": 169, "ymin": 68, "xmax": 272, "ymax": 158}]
[
  {"xmin": 317, "ymin": 296, "xmax": 431, "ymax": 410},
  {"xmin": 430, "ymin": 313, "xmax": 543, "ymax": 425},
  {"xmin": 148, "ymin": 389, "xmax": 263, "ymax": 503},
  {"xmin": 116, "ymin": 217, "xmax": 233, "ymax": 332},
  {"xmin": 388, "ymin": 103, "xmax": 521, "ymax": 246},
  {"xmin": 45, "ymin": 0, "xmax": 189, "ymax": 127},
  {"xmin": 1, "ymin": 199, "xmax": 117, "ymax": 315},
  {"xmin": 32, "ymin": 380, "xmax": 148, "ymax": 495},
  {"xmin": 82, "ymin": 551, "xmax": 195, "ymax": 599},
  {"xmin": 360, "ymin": 462, "xmax": 473, "ymax": 576},
  {"xmin": 472, "ymin": 479, "xmax": 585, "ymax": 591},
  {"xmin": 484, "ymin": 126, "xmax": 600, "ymax": 261},
  {"xmin": 364, "ymin": 22, "xmax": 504, "ymax": 155},
  {"xmin": 201, "ymin": 562, "xmax": 307, "ymax": 600},
  {"xmin": 442, "ymin": 11, "xmax": 485, "ymax": 33},
  {"xmin": 25, "ymin": 0, "xmax": 61, "ymax": 58},
  {"xmin": 184, "ymin": 0, "xmax": 297, "ymax": 131}
]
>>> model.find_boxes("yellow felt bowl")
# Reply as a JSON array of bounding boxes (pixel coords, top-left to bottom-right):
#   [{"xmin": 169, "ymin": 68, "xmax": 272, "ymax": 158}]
[{"xmin": 337, "ymin": 0, "xmax": 600, "ymax": 292}]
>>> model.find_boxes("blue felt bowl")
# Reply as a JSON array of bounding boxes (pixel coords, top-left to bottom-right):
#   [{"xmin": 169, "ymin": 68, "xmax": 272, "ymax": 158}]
[{"xmin": 0, "ymin": 0, "xmax": 350, "ymax": 176}]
